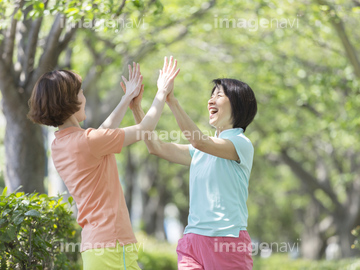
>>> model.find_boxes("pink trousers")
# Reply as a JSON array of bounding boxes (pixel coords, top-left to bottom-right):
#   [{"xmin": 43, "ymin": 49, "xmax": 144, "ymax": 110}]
[{"xmin": 176, "ymin": 231, "xmax": 253, "ymax": 270}]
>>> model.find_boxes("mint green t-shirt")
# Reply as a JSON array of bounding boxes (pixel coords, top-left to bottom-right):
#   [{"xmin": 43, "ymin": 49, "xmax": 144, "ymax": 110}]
[{"xmin": 184, "ymin": 128, "xmax": 254, "ymax": 237}]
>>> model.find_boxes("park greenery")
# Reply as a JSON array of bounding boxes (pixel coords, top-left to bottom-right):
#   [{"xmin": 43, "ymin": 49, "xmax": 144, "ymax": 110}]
[
  {"xmin": 0, "ymin": 187, "xmax": 81, "ymax": 269},
  {"xmin": 0, "ymin": 0, "xmax": 359, "ymax": 268}
]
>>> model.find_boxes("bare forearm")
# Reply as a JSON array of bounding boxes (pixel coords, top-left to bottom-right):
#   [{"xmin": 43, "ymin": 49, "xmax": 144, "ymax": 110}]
[
  {"xmin": 138, "ymin": 91, "xmax": 167, "ymax": 132},
  {"xmin": 132, "ymin": 105, "xmax": 163, "ymax": 155},
  {"xmin": 167, "ymin": 98, "xmax": 208, "ymax": 149},
  {"xmin": 99, "ymin": 95, "xmax": 132, "ymax": 129}
]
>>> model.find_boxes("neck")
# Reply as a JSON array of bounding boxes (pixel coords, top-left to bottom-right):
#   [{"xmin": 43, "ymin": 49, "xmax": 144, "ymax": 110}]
[
  {"xmin": 58, "ymin": 116, "xmax": 81, "ymax": 131},
  {"xmin": 216, "ymin": 125, "xmax": 232, "ymax": 137}
]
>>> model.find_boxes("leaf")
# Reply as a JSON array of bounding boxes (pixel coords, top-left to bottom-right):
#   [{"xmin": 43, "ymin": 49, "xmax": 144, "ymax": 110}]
[
  {"xmin": 7, "ymin": 225, "xmax": 17, "ymax": 241},
  {"xmin": 33, "ymin": 1, "xmax": 44, "ymax": 11},
  {"xmin": 16, "ymin": 192, "xmax": 24, "ymax": 198},
  {"xmin": 12, "ymin": 185, "xmax": 23, "ymax": 194},
  {"xmin": 24, "ymin": 210, "xmax": 41, "ymax": 217},
  {"xmin": 2, "ymin": 209, "xmax": 11, "ymax": 217},
  {"xmin": 13, "ymin": 9, "xmax": 22, "ymax": 20},
  {"xmin": 1, "ymin": 186, "xmax": 7, "ymax": 196},
  {"xmin": 352, "ymin": 7, "xmax": 360, "ymax": 13},
  {"xmin": 30, "ymin": 193, "xmax": 39, "ymax": 200},
  {"xmin": 13, "ymin": 214, "xmax": 24, "ymax": 225},
  {"xmin": 65, "ymin": 7, "xmax": 79, "ymax": 16},
  {"xmin": 21, "ymin": 199, "xmax": 30, "ymax": 206},
  {"xmin": 0, "ymin": 232, "xmax": 11, "ymax": 242},
  {"xmin": 39, "ymin": 194, "xmax": 47, "ymax": 199},
  {"xmin": 0, "ymin": 218, "xmax": 6, "ymax": 225},
  {"xmin": 68, "ymin": 196, "xmax": 73, "ymax": 205}
]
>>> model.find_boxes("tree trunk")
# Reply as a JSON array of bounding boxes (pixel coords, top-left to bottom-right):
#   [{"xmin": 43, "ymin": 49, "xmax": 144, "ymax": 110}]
[
  {"xmin": 124, "ymin": 147, "xmax": 135, "ymax": 213},
  {"xmin": 2, "ymin": 88, "xmax": 45, "ymax": 194},
  {"xmin": 337, "ymin": 225, "xmax": 357, "ymax": 258},
  {"xmin": 300, "ymin": 199, "xmax": 326, "ymax": 259}
]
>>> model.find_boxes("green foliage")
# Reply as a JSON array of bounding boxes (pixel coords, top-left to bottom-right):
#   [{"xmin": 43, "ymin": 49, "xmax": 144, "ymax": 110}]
[
  {"xmin": 136, "ymin": 232, "xmax": 177, "ymax": 270},
  {"xmin": 0, "ymin": 186, "xmax": 81, "ymax": 270},
  {"xmin": 253, "ymin": 254, "xmax": 360, "ymax": 270},
  {"xmin": 351, "ymin": 226, "xmax": 360, "ymax": 252}
]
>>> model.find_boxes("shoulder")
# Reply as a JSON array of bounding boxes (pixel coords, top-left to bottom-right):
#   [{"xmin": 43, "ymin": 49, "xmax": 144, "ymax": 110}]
[
  {"xmin": 85, "ymin": 128, "xmax": 124, "ymax": 138},
  {"xmin": 229, "ymin": 133, "xmax": 253, "ymax": 150}
]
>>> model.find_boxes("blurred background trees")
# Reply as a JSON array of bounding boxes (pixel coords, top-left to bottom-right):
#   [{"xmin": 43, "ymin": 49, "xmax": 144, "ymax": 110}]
[{"xmin": 0, "ymin": 0, "xmax": 359, "ymax": 264}]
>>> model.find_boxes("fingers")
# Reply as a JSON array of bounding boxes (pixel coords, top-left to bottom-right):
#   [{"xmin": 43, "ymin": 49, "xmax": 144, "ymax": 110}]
[
  {"xmin": 122, "ymin": 75, "xmax": 128, "ymax": 83},
  {"xmin": 128, "ymin": 65, "xmax": 132, "ymax": 80},
  {"xmin": 136, "ymin": 75, "xmax": 143, "ymax": 88},
  {"xmin": 167, "ymin": 56, "xmax": 173, "ymax": 73},
  {"xmin": 127, "ymin": 62, "xmax": 142, "ymax": 83},
  {"xmin": 120, "ymin": 82, "xmax": 126, "ymax": 93},
  {"xmin": 163, "ymin": 56, "xmax": 168, "ymax": 73},
  {"xmin": 170, "ymin": 68, "xmax": 180, "ymax": 79},
  {"xmin": 133, "ymin": 62, "xmax": 137, "ymax": 79},
  {"xmin": 169, "ymin": 59, "xmax": 177, "ymax": 75},
  {"xmin": 134, "ymin": 62, "xmax": 140, "ymax": 81},
  {"xmin": 162, "ymin": 56, "xmax": 178, "ymax": 75}
]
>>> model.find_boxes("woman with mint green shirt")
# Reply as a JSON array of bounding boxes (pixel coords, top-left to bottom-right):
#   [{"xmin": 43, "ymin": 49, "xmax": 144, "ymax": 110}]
[{"xmin": 126, "ymin": 56, "xmax": 257, "ymax": 270}]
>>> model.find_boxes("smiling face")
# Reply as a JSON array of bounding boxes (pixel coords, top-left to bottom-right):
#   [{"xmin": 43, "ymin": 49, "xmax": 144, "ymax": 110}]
[
  {"xmin": 208, "ymin": 85, "xmax": 233, "ymax": 132},
  {"xmin": 74, "ymin": 89, "xmax": 86, "ymax": 123}
]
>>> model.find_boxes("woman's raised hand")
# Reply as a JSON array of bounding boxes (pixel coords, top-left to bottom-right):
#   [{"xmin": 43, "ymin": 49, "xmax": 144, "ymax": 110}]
[
  {"xmin": 157, "ymin": 56, "xmax": 180, "ymax": 95},
  {"xmin": 120, "ymin": 82, "xmax": 144, "ymax": 111},
  {"xmin": 122, "ymin": 62, "xmax": 143, "ymax": 100}
]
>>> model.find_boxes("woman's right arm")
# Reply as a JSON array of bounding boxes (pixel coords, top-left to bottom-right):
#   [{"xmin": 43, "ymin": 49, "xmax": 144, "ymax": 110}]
[
  {"xmin": 121, "ymin": 57, "xmax": 184, "ymax": 152},
  {"xmin": 131, "ymin": 104, "xmax": 191, "ymax": 166}
]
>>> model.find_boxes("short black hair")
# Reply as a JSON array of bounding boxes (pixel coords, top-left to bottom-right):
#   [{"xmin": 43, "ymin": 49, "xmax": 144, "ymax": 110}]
[{"xmin": 211, "ymin": 78, "xmax": 257, "ymax": 132}]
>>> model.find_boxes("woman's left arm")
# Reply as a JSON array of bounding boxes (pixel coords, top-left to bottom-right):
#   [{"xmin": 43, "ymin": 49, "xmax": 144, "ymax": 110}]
[
  {"xmin": 167, "ymin": 97, "xmax": 239, "ymax": 161},
  {"xmin": 99, "ymin": 63, "xmax": 142, "ymax": 129}
]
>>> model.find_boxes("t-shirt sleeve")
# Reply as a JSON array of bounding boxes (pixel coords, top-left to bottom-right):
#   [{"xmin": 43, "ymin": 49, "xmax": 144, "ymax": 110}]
[
  {"xmin": 189, "ymin": 144, "xmax": 196, "ymax": 158},
  {"xmin": 227, "ymin": 135, "xmax": 254, "ymax": 167},
  {"xmin": 86, "ymin": 128, "xmax": 125, "ymax": 158}
]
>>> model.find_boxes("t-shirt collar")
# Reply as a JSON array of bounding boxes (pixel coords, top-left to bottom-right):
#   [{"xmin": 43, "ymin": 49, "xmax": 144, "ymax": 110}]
[
  {"xmin": 54, "ymin": 126, "xmax": 83, "ymax": 139},
  {"xmin": 215, "ymin": 128, "xmax": 244, "ymax": 138}
]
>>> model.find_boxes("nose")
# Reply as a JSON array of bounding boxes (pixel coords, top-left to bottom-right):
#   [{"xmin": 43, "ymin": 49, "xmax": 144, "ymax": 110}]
[{"xmin": 208, "ymin": 97, "xmax": 215, "ymax": 106}]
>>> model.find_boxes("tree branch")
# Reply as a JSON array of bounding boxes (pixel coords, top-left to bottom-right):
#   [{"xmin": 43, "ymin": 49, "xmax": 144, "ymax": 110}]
[
  {"xmin": 27, "ymin": 14, "xmax": 65, "ymax": 93},
  {"xmin": 115, "ymin": 0, "xmax": 127, "ymax": 16},
  {"xmin": 352, "ymin": 0, "xmax": 360, "ymax": 7},
  {"xmin": 58, "ymin": 22, "xmax": 79, "ymax": 52},
  {"xmin": 347, "ymin": 177, "xmax": 360, "ymax": 228},
  {"xmin": 21, "ymin": 1, "xmax": 49, "ymax": 85},
  {"xmin": 150, "ymin": 0, "xmax": 216, "ymax": 35},
  {"xmin": 281, "ymin": 149, "xmax": 343, "ymax": 212},
  {"xmin": 316, "ymin": 0, "xmax": 360, "ymax": 78},
  {"xmin": 3, "ymin": 9, "xmax": 19, "ymax": 67}
]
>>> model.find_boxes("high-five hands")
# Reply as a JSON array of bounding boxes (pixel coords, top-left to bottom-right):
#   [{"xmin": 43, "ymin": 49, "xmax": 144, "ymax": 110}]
[
  {"xmin": 121, "ymin": 62, "xmax": 143, "ymax": 100},
  {"xmin": 121, "ymin": 80, "xmax": 144, "ymax": 111},
  {"xmin": 157, "ymin": 56, "xmax": 180, "ymax": 96}
]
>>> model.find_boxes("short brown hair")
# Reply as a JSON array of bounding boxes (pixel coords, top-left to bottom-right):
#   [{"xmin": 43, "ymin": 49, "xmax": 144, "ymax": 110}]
[{"xmin": 27, "ymin": 70, "xmax": 82, "ymax": 127}]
